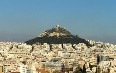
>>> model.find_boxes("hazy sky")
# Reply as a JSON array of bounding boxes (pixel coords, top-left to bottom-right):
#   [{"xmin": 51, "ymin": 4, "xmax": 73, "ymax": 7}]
[{"xmin": 0, "ymin": 0, "xmax": 116, "ymax": 44}]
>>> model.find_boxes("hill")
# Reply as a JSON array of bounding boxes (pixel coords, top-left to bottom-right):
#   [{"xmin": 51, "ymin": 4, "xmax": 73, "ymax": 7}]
[{"xmin": 25, "ymin": 25, "xmax": 92, "ymax": 47}]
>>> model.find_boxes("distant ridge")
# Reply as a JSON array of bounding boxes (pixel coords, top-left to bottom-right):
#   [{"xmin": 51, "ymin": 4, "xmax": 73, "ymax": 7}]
[{"xmin": 25, "ymin": 25, "xmax": 92, "ymax": 47}]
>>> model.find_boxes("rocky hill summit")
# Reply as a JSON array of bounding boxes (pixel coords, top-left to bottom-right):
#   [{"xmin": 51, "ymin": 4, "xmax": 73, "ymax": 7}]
[
  {"xmin": 39, "ymin": 25, "xmax": 73, "ymax": 37},
  {"xmin": 25, "ymin": 25, "xmax": 91, "ymax": 47}
]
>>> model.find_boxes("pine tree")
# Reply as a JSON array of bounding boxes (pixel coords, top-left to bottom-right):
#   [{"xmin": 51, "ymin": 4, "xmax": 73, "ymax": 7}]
[
  {"xmin": 89, "ymin": 63, "xmax": 92, "ymax": 71},
  {"xmin": 96, "ymin": 66, "xmax": 101, "ymax": 73},
  {"xmin": 82, "ymin": 64, "xmax": 86, "ymax": 73}
]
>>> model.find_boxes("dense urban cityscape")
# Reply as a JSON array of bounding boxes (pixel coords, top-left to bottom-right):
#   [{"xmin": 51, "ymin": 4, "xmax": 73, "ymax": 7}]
[{"xmin": 0, "ymin": 25, "xmax": 116, "ymax": 73}]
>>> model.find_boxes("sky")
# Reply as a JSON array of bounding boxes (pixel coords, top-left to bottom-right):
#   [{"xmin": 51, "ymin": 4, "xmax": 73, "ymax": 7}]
[{"xmin": 0, "ymin": 0, "xmax": 116, "ymax": 44}]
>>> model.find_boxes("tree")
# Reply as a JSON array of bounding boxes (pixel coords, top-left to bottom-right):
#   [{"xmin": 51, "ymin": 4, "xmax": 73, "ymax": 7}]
[
  {"xmin": 96, "ymin": 66, "xmax": 101, "ymax": 73},
  {"xmin": 73, "ymin": 65, "xmax": 82, "ymax": 73},
  {"xmin": 82, "ymin": 64, "xmax": 86, "ymax": 73},
  {"xmin": 97, "ymin": 54, "xmax": 100, "ymax": 64},
  {"xmin": 89, "ymin": 63, "xmax": 92, "ymax": 71},
  {"xmin": 53, "ymin": 70, "xmax": 59, "ymax": 73},
  {"xmin": 107, "ymin": 68, "xmax": 110, "ymax": 73}
]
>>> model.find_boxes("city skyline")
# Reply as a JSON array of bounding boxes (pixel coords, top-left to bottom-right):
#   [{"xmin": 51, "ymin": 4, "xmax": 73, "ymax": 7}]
[{"xmin": 0, "ymin": 0, "xmax": 116, "ymax": 44}]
